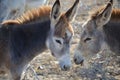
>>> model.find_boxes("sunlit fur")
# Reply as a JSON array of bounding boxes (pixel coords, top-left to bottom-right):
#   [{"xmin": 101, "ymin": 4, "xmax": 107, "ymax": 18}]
[
  {"xmin": 16, "ymin": 6, "xmax": 51, "ymax": 24},
  {"xmin": 2, "ymin": 6, "xmax": 51, "ymax": 25}
]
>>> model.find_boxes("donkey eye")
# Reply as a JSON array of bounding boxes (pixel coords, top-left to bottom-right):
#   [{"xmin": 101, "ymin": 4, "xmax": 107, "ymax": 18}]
[
  {"xmin": 56, "ymin": 40, "xmax": 62, "ymax": 44},
  {"xmin": 84, "ymin": 38, "xmax": 91, "ymax": 42}
]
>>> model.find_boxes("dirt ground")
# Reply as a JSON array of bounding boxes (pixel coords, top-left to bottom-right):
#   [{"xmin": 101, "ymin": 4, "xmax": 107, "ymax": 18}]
[{"xmin": 0, "ymin": 0, "xmax": 120, "ymax": 80}]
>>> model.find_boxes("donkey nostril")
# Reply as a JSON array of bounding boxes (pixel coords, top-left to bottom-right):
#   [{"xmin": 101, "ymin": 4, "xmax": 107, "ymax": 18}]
[
  {"xmin": 74, "ymin": 58, "xmax": 77, "ymax": 63},
  {"xmin": 64, "ymin": 65, "xmax": 67, "ymax": 70},
  {"xmin": 63, "ymin": 65, "xmax": 70, "ymax": 71}
]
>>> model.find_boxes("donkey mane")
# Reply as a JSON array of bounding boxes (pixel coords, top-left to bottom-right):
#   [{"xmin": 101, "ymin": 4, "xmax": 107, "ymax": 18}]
[
  {"xmin": 16, "ymin": 6, "xmax": 51, "ymax": 24},
  {"xmin": 91, "ymin": 6, "xmax": 120, "ymax": 22},
  {"xmin": 2, "ymin": 6, "xmax": 52, "ymax": 25}
]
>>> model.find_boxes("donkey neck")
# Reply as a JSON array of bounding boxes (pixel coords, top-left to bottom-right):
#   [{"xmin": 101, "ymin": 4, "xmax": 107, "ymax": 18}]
[
  {"xmin": 102, "ymin": 9, "xmax": 120, "ymax": 55},
  {"xmin": 10, "ymin": 19, "xmax": 51, "ymax": 64},
  {"xmin": 103, "ymin": 21, "xmax": 120, "ymax": 55}
]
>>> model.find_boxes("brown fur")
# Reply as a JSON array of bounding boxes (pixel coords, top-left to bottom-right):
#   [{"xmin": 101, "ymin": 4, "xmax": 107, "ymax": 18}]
[
  {"xmin": 55, "ymin": 13, "xmax": 74, "ymax": 37},
  {"xmin": 1, "ymin": 20, "xmax": 19, "ymax": 25},
  {"xmin": 16, "ymin": 6, "xmax": 51, "ymax": 24},
  {"xmin": 91, "ymin": 6, "xmax": 120, "ymax": 22},
  {"xmin": 91, "ymin": 6, "xmax": 105, "ymax": 19},
  {"xmin": 2, "ymin": 6, "xmax": 51, "ymax": 25}
]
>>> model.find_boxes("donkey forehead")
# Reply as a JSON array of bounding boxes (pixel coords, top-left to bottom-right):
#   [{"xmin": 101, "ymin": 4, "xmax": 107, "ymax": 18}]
[
  {"xmin": 82, "ymin": 19, "xmax": 95, "ymax": 28},
  {"xmin": 81, "ymin": 19, "xmax": 103, "ymax": 39},
  {"xmin": 82, "ymin": 19, "xmax": 96, "ymax": 33},
  {"xmin": 54, "ymin": 14, "xmax": 74, "ymax": 38}
]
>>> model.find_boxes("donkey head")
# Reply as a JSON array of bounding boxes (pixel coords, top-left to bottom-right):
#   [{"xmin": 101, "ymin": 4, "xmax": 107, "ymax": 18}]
[
  {"xmin": 74, "ymin": 0, "xmax": 113, "ymax": 65},
  {"xmin": 46, "ymin": 0, "xmax": 79, "ymax": 70}
]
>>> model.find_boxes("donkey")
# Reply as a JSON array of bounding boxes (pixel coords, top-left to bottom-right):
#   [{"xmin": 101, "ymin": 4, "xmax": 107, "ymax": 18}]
[
  {"xmin": 74, "ymin": 0, "xmax": 120, "ymax": 64},
  {"xmin": 0, "ymin": 0, "xmax": 79, "ymax": 79}
]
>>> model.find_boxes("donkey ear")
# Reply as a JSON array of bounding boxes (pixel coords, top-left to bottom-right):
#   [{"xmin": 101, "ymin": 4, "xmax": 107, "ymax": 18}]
[
  {"xmin": 51, "ymin": 0, "xmax": 61, "ymax": 20},
  {"xmin": 65, "ymin": 0, "xmax": 79, "ymax": 22},
  {"xmin": 96, "ymin": 0, "xmax": 113, "ymax": 26}
]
